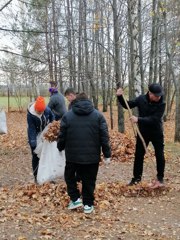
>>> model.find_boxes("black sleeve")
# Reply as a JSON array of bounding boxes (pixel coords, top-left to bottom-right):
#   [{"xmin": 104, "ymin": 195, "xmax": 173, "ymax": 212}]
[
  {"xmin": 99, "ymin": 113, "xmax": 111, "ymax": 158},
  {"xmin": 117, "ymin": 95, "xmax": 138, "ymax": 109},
  {"xmin": 27, "ymin": 114, "xmax": 37, "ymax": 148},
  {"xmin": 57, "ymin": 115, "xmax": 67, "ymax": 151}
]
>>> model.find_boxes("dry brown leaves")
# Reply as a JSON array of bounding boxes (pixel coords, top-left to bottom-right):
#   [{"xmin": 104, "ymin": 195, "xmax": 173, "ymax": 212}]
[
  {"xmin": 0, "ymin": 181, "xmax": 171, "ymax": 240},
  {"xmin": 0, "ymin": 112, "xmax": 178, "ymax": 239},
  {"xmin": 43, "ymin": 120, "xmax": 60, "ymax": 142},
  {"xmin": 109, "ymin": 130, "xmax": 157, "ymax": 162},
  {"xmin": 0, "ymin": 112, "xmax": 28, "ymax": 150},
  {"xmin": 0, "ymin": 180, "xmax": 173, "ymax": 239},
  {"xmin": 109, "ymin": 130, "xmax": 135, "ymax": 162},
  {"xmin": 95, "ymin": 182, "xmax": 170, "ymax": 201},
  {"xmin": 0, "ymin": 181, "xmax": 170, "ymax": 211},
  {"xmin": 0, "ymin": 112, "xmax": 169, "ymax": 163}
]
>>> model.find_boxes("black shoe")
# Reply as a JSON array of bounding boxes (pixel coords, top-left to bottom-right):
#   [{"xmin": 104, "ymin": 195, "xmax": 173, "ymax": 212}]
[
  {"xmin": 127, "ymin": 178, "xmax": 141, "ymax": 186},
  {"xmin": 34, "ymin": 176, "xmax": 38, "ymax": 184},
  {"xmin": 158, "ymin": 179, "xmax": 164, "ymax": 184}
]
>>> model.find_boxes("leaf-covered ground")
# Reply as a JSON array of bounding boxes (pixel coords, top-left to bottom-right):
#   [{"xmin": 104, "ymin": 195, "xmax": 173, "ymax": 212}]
[{"xmin": 0, "ymin": 112, "xmax": 180, "ymax": 240}]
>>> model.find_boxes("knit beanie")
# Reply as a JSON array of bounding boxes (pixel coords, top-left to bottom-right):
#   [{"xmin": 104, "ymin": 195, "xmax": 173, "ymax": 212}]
[{"xmin": 34, "ymin": 96, "xmax": 46, "ymax": 112}]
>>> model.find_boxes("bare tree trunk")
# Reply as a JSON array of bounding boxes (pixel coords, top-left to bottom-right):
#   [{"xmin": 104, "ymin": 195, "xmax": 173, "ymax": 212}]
[
  {"xmin": 128, "ymin": 0, "xmax": 141, "ymax": 99},
  {"xmin": 161, "ymin": 1, "xmax": 179, "ymax": 142},
  {"xmin": 78, "ymin": 0, "xmax": 83, "ymax": 92},
  {"xmin": 52, "ymin": 0, "xmax": 57, "ymax": 83},
  {"xmin": 99, "ymin": 8, "xmax": 107, "ymax": 112},
  {"xmin": 158, "ymin": 24, "xmax": 162, "ymax": 85},
  {"xmin": 71, "ymin": 0, "xmax": 77, "ymax": 90},
  {"xmin": 113, "ymin": 0, "xmax": 124, "ymax": 132},
  {"xmin": 66, "ymin": 0, "xmax": 74, "ymax": 86},
  {"xmin": 90, "ymin": 21, "xmax": 98, "ymax": 109},
  {"xmin": 138, "ymin": 0, "xmax": 144, "ymax": 94},
  {"xmin": 45, "ymin": 6, "xmax": 53, "ymax": 82},
  {"xmin": 55, "ymin": 4, "xmax": 63, "ymax": 90},
  {"xmin": 149, "ymin": 0, "xmax": 157, "ymax": 84},
  {"xmin": 175, "ymin": 79, "xmax": 180, "ymax": 142},
  {"xmin": 107, "ymin": 10, "xmax": 113, "ymax": 128},
  {"xmin": 154, "ymin": 1, "xmax": 160, "ymax": 83},
  {"xmin": 83, "ymin": 0, "xmax": 97, "ymax": 106},
  {"xmin": 163, "ymin": 69, "xmax": 169, "ymax": 121}
]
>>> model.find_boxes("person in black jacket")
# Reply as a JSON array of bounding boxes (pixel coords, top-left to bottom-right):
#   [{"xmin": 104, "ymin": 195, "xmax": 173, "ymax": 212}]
[
  {"xmin": 27, "ymin": 96, "xmax": 55, "ymax": 183},
  {"xmin": 57, "ymin": 93, "xmax": 111, "ymax": 214},
  {"xmin": 116, "ymin": 83, "xmax": 166, "ymax": 188}
]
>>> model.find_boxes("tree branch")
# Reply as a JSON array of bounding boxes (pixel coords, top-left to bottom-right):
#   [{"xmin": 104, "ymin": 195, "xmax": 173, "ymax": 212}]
[
  {"xmin": 0, "ymin": 49, "xmax": 45, "ymax": 63},
  {"xmin": 0, "ymin": 27, "xmax": 47, "ymax": 34},
  {"xmin": 0, "ymin": 0, "xmax": 13, "ymax": 12}
]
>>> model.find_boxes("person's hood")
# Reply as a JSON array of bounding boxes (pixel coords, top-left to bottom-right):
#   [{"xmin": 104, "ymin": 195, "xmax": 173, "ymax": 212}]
[
  {"xmin": 72, "ymin": 99, "xmax": 94, "ymax": 115},
  {"xmin": 28, "ymin": 103, "xmax": 43, "ymax": 118}
]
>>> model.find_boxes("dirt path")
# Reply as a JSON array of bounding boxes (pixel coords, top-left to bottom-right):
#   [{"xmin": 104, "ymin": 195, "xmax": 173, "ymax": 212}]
[{"xmin": 0, "ymin": 112, "xmax": 180, "ymax": 240}]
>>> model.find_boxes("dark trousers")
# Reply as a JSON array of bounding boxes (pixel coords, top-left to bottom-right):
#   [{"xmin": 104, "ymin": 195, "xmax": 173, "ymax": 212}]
[
  {"xmin": 133, "ymin": 133, "xmax": 165, "ymax": 181},
  {"xmin": 65, "ymin": 162, "xmax": 99, "ymax": 206},
  {"xmin": 30, "ymin": 147, "xmax": 39, "ymax": 180}
]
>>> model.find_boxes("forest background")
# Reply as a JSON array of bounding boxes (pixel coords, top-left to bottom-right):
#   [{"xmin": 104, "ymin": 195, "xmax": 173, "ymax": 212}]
[
  {"xmin": 0, "ymin": 0, "xmax": 179, "ymax": 141},
  {"xmin": 0, "ymin": 1, "xmax": 180, "ymax": 239}
]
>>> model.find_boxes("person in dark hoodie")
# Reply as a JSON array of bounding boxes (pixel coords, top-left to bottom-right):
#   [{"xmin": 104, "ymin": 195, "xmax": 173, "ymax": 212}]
[
  {"xmin": 48, "ymin": 81, "xmax": 67, "ymax": 120},
  {"xmin": 27, "ymin": 96, "xmax": 55, "ymax": 183},
  {"xmin": 116, "ymin": 83, "xmax": 166, "ymax": 188},
  {"xmin": 57, "ymin": 93, "xmax": 111, "ymax": 214},
  {"xmin": 64, "ymin": 87, "xmax": 81, "ymax": 184}
]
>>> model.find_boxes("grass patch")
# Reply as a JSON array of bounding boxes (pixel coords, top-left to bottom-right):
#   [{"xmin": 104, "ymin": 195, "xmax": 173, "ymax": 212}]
[
  {"xmin": 0, "ymin": 96, "xmax": 30, "ymax": 110},
  {"xmin": 0, "ymin": 96, "xmax": 50, "ymax": 111}
]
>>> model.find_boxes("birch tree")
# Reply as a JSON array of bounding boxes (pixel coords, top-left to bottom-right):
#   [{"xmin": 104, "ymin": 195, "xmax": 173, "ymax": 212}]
[{"xmin": 127, "ymin": 0, "xmax": 141, "ymax": 99}]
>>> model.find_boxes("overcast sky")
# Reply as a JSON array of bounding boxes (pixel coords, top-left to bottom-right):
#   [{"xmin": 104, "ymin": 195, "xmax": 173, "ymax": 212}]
[{"xmin": 0, "ymin": 0, "xmax": 19, "ymax": 55}]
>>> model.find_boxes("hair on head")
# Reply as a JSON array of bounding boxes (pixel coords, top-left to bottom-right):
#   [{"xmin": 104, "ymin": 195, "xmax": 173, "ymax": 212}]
[
  {"xmin": 76, "ymin": 92, "xmax": 88, "ymax": 100},
  {"xmin": 64, "ymin": 88, "xmax": 76, "ymax": 96}
]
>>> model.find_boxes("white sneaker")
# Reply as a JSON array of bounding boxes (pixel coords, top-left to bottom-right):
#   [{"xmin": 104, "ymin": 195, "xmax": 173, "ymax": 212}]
[
  {"xmin": 148, "ymin": 180, "xmax": 164, "ymax": 189},
  {"xmin": 68, "ymin": 198, "xmax": 83, "ymax": 210},
  {"xmin": 84, "ymin": 205, "xmax": 94, "ymax": 214}
]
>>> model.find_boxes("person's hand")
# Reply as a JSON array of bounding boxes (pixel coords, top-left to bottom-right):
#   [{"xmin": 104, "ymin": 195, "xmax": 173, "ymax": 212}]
[
  {"xmin": 130, "ymin": 116, "xmax": 138, "ymax": 123},
  {"xmin": 116, "ymin": 88, "xmax": 123, "ymax": 96},
  {"xmin": 104, "ymin": 157, "xmax": 111, "ymax": 164}
]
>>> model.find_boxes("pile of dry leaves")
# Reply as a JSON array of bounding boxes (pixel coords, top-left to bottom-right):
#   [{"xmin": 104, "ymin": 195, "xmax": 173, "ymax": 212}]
[{"xmin": 43, "ymin": 120, "xmax": 60, "ymax": 142}]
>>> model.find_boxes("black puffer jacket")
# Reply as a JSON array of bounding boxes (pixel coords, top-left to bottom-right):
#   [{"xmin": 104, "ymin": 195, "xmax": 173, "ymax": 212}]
[
  {"xmin": 57, "ymin": 99, "xmax": 111, "ymax": 164},
  {"xmin": 118, "ymin": 93, "xmax": 166, "ymax": 134}
]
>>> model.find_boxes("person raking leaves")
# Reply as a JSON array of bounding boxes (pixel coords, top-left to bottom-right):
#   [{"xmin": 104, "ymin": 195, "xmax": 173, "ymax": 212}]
[{"xmin": 116, "ymin": 83, "xmax": 166, "ymax": 188}]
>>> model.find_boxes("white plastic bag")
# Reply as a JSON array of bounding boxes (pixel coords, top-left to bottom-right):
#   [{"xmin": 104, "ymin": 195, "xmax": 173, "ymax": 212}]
[
  {"xmin": 34, "ymin": 125, "xmax": 48, "ymax": 158},
  {"xmin": 37, "ymin": 140, "xmax": 65, "ymax": 184},
  {"xmin": 0, "ymin": 110, "xmax": 7, "ymax": 134},
  {"xmin": 34, "ymin": 134, "xmax": 43, "ymax": 158}
]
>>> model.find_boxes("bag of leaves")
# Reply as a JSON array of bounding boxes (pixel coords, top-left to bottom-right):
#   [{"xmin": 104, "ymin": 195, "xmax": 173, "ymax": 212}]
[
  {"xmin": 37, "ymin": 141, "xmax": 65, "ymax": 184},
  {"xmin": 34, "ymin": 125, "xmax": 49, "ymax": 158},
  {"xmin": 0, "ymin": 110, "xmax": 7, "ymax": 134},
  {"xmin": 34, "ymin": 121, "xmax": 60, "ymax": 158}
]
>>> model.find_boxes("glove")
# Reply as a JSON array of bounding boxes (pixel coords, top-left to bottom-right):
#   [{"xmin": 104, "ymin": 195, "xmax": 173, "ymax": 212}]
[{"xmin": 104, "ymin": 157, "xmax": 111, "ymax": 164}]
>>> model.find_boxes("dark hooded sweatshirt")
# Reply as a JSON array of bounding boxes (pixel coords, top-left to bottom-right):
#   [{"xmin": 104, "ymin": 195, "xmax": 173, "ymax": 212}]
[{"xmin": 57, "ymin": 99, "xmax": 111, "ymax": 164}]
